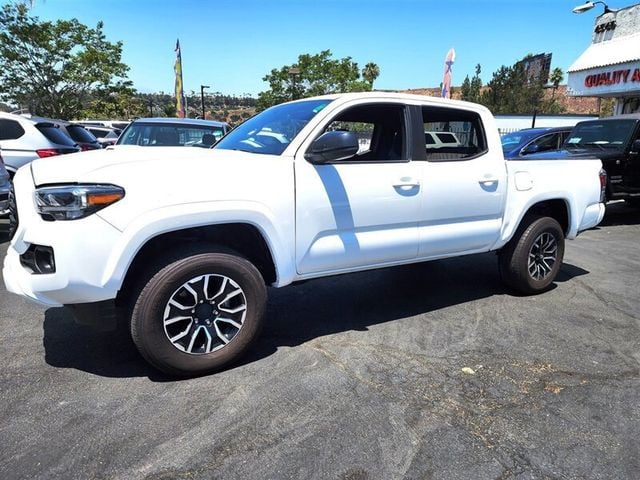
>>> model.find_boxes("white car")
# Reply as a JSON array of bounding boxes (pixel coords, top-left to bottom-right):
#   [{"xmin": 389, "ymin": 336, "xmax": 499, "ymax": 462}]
[
  {"xmin": 424, "ymin": 130, "xmax": 461, "ymax": 148},
  {"xmin": 0, "ymin": 112, "xmax": 80, "ymax": 177},
  {"xmin": 3, "ymin": 92, "xmax": 606, "ymax": 376}
]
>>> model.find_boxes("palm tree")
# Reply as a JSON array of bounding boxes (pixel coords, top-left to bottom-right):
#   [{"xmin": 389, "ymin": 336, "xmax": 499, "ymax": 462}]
[
  {"xmin": 549, "ymin": 67, "xmax": 564, "ymax": 100},
  {"xmin": 362, "ymin": 62, "xmax": 380, "ymax": 89}
]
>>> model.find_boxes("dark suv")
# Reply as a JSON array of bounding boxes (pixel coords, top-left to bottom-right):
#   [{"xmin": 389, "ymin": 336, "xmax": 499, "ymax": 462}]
[
  {"xmin": 525, "ymin": 114, "xmax": 640, "ymax": 204},
  {"xmin": 30, "ymin": 117, "xmax": 102, "ymax": 152}
]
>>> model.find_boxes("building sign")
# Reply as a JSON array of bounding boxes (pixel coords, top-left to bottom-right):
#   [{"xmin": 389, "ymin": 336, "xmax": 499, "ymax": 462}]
[
  {"xmin": 594, "ymin": 20, "xmax": 616, "ymax": 34},
  {"xmin": 568, "ymin": 61, "xmax": 640, "ymax": 97},
  {"xmin": 584, "ymin": 68, "xmax": 640, "ymax": 88}
]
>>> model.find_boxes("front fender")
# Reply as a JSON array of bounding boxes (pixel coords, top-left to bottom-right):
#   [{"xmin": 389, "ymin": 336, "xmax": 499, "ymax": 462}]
[{"xmin": 98, "ymin": 200, "xmax": 296, "ymax": 292}]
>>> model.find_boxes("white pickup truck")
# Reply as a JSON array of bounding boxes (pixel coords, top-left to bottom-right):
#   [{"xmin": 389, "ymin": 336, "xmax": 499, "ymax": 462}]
[{"xmin": 3, "ymin": 93, "xmax": 606, "ymax": 376}]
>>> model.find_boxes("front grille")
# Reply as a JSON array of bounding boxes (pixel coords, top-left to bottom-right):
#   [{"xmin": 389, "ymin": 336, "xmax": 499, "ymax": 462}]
[{"xmin": 8, "ymin": 185, "xmax": 18, "ymax": 241}]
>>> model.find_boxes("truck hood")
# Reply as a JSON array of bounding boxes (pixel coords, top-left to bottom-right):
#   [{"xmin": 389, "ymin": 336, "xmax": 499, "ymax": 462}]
[{"xmin": 30, "ymin": 146, "xmax": 228, "ymax": 185}]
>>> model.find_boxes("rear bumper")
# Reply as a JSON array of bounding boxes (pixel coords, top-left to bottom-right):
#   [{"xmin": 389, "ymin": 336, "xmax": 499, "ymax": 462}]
[{"xmin": 578, "ymin": 202, "xmax": 606, "ymax": 234}]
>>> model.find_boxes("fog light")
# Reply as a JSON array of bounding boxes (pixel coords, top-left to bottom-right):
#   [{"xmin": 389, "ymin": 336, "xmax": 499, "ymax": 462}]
[{"xmin": 20, "ymin": 245, "xmax": 56, "ymax": 274}]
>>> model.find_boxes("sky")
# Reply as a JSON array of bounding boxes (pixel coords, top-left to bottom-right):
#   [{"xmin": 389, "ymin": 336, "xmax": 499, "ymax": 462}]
[{"xmin": 20, "ymin": 0, "xmax": 605, "ymax": 96}]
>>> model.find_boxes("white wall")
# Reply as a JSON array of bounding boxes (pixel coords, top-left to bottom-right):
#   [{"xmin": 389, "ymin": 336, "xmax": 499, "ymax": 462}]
[{"xmin": 495, "ymin": 115, "xmax": 598, "ymax": 133}]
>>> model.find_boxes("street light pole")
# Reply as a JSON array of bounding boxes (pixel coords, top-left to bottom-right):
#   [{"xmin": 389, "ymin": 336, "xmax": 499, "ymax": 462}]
[
  {"xmin": 200, "ymin": 85, "xmax": 210, "ymax": 120},
  {"xmin": 288, "ymin": 68, "xmax": 300, "ymax": 100},
  {"xmin": 572, "ymin": 1, "xmax": 616, "ymax": 13}
]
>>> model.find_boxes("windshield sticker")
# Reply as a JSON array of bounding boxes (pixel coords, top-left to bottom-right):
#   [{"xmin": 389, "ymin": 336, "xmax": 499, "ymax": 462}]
[
  {"xmin": 567, "ymin": 137, "xmax": 581, "ymax": 144},
  {"xmin": 313, "ymin": 103, "xmax": 329, "ymax": 114}
]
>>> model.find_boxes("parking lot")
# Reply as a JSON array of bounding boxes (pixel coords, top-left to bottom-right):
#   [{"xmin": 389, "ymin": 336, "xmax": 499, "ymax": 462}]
[{"xmin": 0, "ymin": 202, "xmax": 639, "ymax": 480}]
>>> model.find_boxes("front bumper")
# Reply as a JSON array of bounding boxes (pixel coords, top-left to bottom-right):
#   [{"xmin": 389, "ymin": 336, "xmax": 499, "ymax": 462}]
[{"xmin": 3, "ymin": 169, "xmax": 123, "ymax": 306}]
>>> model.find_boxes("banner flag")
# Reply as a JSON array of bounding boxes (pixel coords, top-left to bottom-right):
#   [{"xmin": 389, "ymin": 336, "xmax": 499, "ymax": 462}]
[
  {"xmin": 174, "ymin": 39, "xmax": 186, "ymax": 118},
  {"xmin": 441, "ymin": 48, "xmax": 456, "ymax": 99}
]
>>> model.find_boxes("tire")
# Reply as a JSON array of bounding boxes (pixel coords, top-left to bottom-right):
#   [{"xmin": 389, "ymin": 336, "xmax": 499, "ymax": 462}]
[
  {"xmin": 499, "ymin": 216, "xmax": 565, "ymax": 295},
  {"xmin": 130, "ymin": 250, "xmax": 267, "ymax": 377}
]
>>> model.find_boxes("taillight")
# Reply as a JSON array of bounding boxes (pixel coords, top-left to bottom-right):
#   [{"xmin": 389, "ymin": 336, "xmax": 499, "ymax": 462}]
[
  {"xmin": 80, "ymin": 144, "xmax": 91, "ymax": 151},
  {"xmin": 599, "ymin": 168, "xmax": 607, "ymax": 203},
  {"xmin": 36, "ymin": 149, "xmax": 61, "ymax": 158}
]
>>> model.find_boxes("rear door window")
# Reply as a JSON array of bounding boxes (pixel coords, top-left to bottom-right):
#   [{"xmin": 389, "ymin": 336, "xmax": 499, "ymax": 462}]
[
  {"xmin": 36, "ymin": 124, "xmax": 77, "ymax": 146},
  {"xmin": 66, "ymin": 125, "xmax": 97, "ymax": 143},
  {"xmin": 422, "ymin": 106, "xmax": 487, "ymax": 161},
  {"xmin": 0, "ymin": 119, "xmax": 26, "ymax": 140}
]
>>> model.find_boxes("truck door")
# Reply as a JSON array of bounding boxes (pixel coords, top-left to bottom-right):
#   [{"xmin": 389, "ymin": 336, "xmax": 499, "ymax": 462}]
[
  {"xmin": 417, "ymin": 105, "xmax": 507, "ymax": 257},
  {"xmin": 294, "ymin": 102, "xmax": 420, "ymax": 275}
]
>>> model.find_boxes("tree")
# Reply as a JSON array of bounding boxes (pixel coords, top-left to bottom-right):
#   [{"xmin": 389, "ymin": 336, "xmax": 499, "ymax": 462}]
[
  {"xmin": 362, "ymin": 62, "xmax": 380, "ymax": 88},
  {"xmin": 461, "ymin": 64, "xmax": 482, "ymax": 103},
  {"xmin": 256, "ymin": 50, "xmax": 377, "ymax": 110},
  {"xmin": 549, "ymin": 67, "xmax": 564, "ymax": 100},
  {"xmin": 478, "ymin": 55, "xmax": 563, "ymax": 114},
  {"xmin": 0, "ymin": 3, "xmax": 130, "ymax": 119},
  {"xmin": 83, "ymin": 90, "xmax": 147, "ymax": 119}
]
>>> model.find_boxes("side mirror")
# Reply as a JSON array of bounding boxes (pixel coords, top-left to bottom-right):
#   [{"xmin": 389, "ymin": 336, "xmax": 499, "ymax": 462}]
[
  {"xmin": 305, "ymin": 131, "xmax": 359, "ymax": 164},
  {"xmin": 520, "ymin": 143, "xmax": 540, "ymax": 155},
  {"xmin": 630, "ymin": 139, "xmax": 640, "ymax": 154}
]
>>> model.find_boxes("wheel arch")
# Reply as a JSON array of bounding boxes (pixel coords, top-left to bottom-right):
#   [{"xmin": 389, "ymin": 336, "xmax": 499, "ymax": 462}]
[
  {"xmin": 115, "ymin": 223, "xmax": 278, "ymax": 305},
  {"xmin": 522, "ymin": 199, "xmax": 570, "ymax": 235},
  {"xmin": 499, "ymin": 197, "xmax": 571, "ymax": 249}
]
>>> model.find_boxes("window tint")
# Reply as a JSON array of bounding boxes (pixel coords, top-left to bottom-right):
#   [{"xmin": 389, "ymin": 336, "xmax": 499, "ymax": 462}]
[
  {"xmin": 36, "ymin": 125, "xmax": 77, "ymax": 146},
  {"xmin": 316, "ymin": 103, "xmax": 406, "ymax": 162},
  {"xmin": 0, "ymin": 119, "xmax": 26, "ymax": 140},
  {"xmin": 523, "ymin": 133, "xmax": 560, "ymax": 155},
  {"xmin": 66, "ymin": 125, "xmax": 97, "ymax": 143},
  {"xmin": 425, "ymin": 133, "xmax": 436, "ymax": 145},
  {"xmin": 422, "ymin": 106, "xmax": 487, "ymax": 161},
  {"xmin": 435, "ymin": 132, "xmax": 458, "ymax": 143}
]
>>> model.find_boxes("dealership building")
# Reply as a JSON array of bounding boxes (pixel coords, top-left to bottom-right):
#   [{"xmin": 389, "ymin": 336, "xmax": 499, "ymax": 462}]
[{"xmin": 567, "ymin": 2, "xmax": 640, "ymax": 114}]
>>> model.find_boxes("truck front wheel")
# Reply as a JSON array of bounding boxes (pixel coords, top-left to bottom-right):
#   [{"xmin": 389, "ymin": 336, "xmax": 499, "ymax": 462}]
[
  {"xmin": 499, "ymin": 216, "xmax": 565, "ymax": 295},
  {"xmin": 130, "ymin": 251, "xmax": 267, "ymax": 377}
]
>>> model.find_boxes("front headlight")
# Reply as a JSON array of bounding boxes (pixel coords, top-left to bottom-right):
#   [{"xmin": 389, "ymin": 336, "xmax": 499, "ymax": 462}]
[{"xmin": 34, "ymin": 184, "xmax": 125, "ymax": 221}]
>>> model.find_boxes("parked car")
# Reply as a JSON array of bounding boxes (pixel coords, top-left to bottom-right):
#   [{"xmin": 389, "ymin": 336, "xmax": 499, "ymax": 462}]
[
  {"xmin": 0, "ymin": 112, "xmax": 80, "ymax": 178},
  {"xmin": 3, "ymin": 92, "xmax": 606, "ymax": 377},
  {"xmin": 0, "ymin": 148, "xmax": 10, "ymax": 215},
  {"xmin": 27, "ymin": 116, "xmax": 101, "ymax": 152},
  {"xmin": 501, "ymin": 126, "xmax": 573, "ymax": 159},
  {"xmin": 424, "ymin": 130, "xmax": 462, "ymax": 149},
  {"xmin": 116, "ymin": 118, "xmax": 230, "ymax": 147},
  {"xmin": 524, "ymin": 114, "xmax": 640, "ymax": 204},
  {"xmin": 84, "ymin": 126, "xmax": 120, "ymax": 147},
  {"xmin": 76, "ymin": 120, "xmax": 131, "ymax": 131}
]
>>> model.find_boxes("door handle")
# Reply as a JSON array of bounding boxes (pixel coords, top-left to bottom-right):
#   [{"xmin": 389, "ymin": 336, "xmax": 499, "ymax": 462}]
[
  {"xmin": 478, "ymin": 176, "xmax": 499, "ymax": 185},
  {"xmin": 393, "ymin": 177, "xmax": 420, "ymax": 188}
]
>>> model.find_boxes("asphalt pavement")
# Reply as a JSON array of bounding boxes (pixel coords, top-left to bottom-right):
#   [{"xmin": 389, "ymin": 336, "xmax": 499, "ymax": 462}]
[{"xmin": 0, "ymin": 203, "xmax": 639, "ymax": 480}]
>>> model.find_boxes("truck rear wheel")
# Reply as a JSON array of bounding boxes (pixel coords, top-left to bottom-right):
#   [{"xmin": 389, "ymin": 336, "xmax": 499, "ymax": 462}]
[
  {"xmin": 499, "ymin": 216, "xmax": 565, "ymax": 295},
  {"xmin": 130, "ymin": 250, "xmax": 267, "ymax": 377}
]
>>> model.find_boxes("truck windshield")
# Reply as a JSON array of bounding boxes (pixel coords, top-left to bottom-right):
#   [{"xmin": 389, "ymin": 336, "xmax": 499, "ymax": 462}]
[
  {"xmin": 214, "ymin": 99, "xmax": 333, "ymax": 155},
  {"xmin": 565, "ymin": 120, "xmax": 636, "ymax": 150}
]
